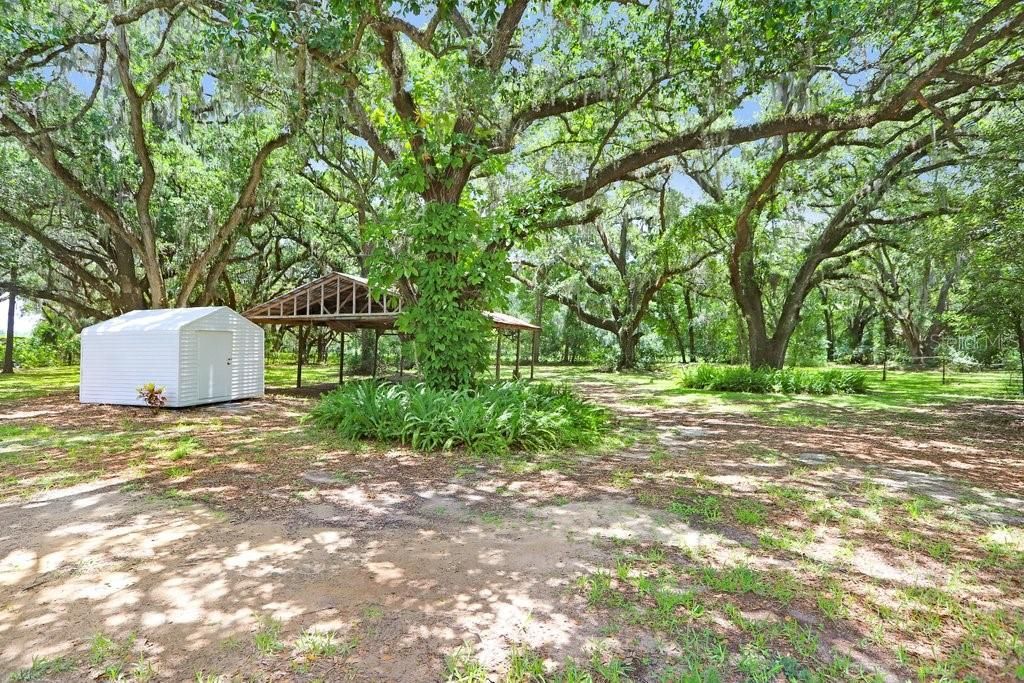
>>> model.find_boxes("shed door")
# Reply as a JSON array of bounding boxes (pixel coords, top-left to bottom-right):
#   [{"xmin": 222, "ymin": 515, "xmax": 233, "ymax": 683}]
[{"xmin": 196, "ymin": 331, "xmax": 232, "ymax": 401}]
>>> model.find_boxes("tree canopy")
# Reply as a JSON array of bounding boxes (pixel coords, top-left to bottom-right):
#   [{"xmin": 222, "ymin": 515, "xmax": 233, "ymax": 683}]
[{"xmin": 2, "ymin": 0, "xmax": 1023, "ymax": 383}]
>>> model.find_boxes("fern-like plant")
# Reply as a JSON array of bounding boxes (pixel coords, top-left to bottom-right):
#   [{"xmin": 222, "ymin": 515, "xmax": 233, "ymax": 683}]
[{"xmin": 308, "ymin": 380, "xmax": 610, "ymax": 454}]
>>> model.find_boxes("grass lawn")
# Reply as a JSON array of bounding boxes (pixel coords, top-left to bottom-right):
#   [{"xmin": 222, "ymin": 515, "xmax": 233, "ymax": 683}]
[
  {"xmin": 0, "ymin": 366, "xmax": 79, "ymax": 403},
  {"xmin": 1, "ymin": 364, "xmax": 1022, "ymax": 681},
  {"xmin": 0, "ymin": 362, "xmax": 367, "ymax": 405}
]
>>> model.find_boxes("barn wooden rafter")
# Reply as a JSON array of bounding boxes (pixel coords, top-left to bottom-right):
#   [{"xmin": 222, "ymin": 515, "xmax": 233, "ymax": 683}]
[
  {"xmin": 243, "ymin": 272, "xmax": 540, "ymax": 387},
  {"xmin": 243, "ymin": 272, "xmax": 402, "ymax": 330}
]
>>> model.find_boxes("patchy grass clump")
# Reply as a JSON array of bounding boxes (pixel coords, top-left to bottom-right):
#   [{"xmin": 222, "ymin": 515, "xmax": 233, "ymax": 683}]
[
  {"xmin": 7, "ymin": 656, "xmax": 74, "ymax": 682},
  {"xmin": 253, "ymin": 615, "xmax": 285, "ymax": 655},
  {"xmin": 680, "ymin": 365, "xmax": 867, "ymax": 395},
  {"xmin": 309, "ymin": 380, "xmax": 609, "ymax": 453}
]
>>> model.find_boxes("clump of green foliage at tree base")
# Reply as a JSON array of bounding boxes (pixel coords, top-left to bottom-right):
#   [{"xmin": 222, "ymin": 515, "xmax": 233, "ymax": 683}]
[
  {"xmin": 680, "ymin": 365, "xmax": 868, "ymax": 395},
  {"xmin": 309, "ymin": 381, "xmax": 610, "ymax": 453}
]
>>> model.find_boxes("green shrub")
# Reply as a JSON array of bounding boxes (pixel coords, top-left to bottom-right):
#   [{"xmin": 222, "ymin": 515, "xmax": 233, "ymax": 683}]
[
  {"xmin": 11, "ymin": 317, "xmax": 80, "ymax": 368},
  {"xmin": 309, "ymin": 380, "xmax": 610, "ymax": 454},
  {"xmin": 679, "ymin": 365, "xmax": 867, "ymax": 395}
]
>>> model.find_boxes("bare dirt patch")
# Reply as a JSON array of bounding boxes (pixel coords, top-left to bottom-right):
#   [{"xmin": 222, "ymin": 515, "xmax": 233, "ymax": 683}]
[
  {"xmin": 1, "ymin": 478, "xmax": 616, "ymax": 681},
  {"xmin": 2, "ymin": 375, "xmax": 1023, "ymax": 680}
]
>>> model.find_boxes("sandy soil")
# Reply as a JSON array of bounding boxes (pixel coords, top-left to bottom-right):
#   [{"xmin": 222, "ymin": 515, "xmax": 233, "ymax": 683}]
[
  {"xmin": 1, "ymin": 378, "xmax": 1022, "ymax": 681},
  {"xmin": 1, "ymin": 478, "xmax": 639, "ymax": 680}
]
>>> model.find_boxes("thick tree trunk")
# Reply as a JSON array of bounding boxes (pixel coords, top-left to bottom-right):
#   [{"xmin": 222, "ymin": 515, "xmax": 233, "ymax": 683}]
[
  {"xmin": 616, "ymin": 329, "xmax": 641, "ymax": 370},
  {"xmin": 847, "ymin": 304, "xmax": 874, "ymax": 364},
  {"xmin": 356, "ymin": 330, "xmax": 375, "ymax": 374},
  {"xmin": 824, "ymin": 315, "xmax": 836, "ymax": 362},
  {"xmin": 900, "ymin": 320, "xmax": 926, "ymax": 365},
  {"xmin": 733, "ymin": 310, "xmax": 748, "ymax": 365},
  {"xmin": 906, "ymin": 337, "xmax": 924, "ymax": 363},
  {"xmin": 920, "ymin": 321, "xmax": 947, "ymax": 360},
  {"xmin": 748, "ymin": 336, "xmax": 788, "ymax": 370},
  {"xmin": 269, "ymin": 326, "xmax": 284, "ymax": 353},
  {"xmin": 560, "ymin": 311, "xmax": 574, "ymax": 364},
  {"xmin": 316, "ymin": 332, "xmax": 330, "ymax": 364},
  {"xmin": 849, "ymin": 326, "xmax": 868, "ymax": 363},
  {"xmin": 731, "ymin": 262, "xmax": 799, "ymax": 369},
  {"xmin": 883, "ymin": 317, "xmax": 896, "ymax": 349},
  {"xmin": 301, "ymin": 330, "xmax": 315, "ymax": 365},
  {"xmin": 2, "ymin": 267, "xmax": 15, "ymax": 374},
  {"xmin": 353, "ymin": 257, "xmax": 376, "ymax": 374},
  {"xmin": 743, "ymin": 304, "xmax": 800, "ymax": 369},
  {"xmin": 111, "ymin": 233, "xmax": 146, "ymax": 312}
]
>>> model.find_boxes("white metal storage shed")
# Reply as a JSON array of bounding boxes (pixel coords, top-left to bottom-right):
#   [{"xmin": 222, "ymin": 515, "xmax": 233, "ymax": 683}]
[{"xmin": 80, "ymin": 307, "xmax": 264, "ymax": 407}]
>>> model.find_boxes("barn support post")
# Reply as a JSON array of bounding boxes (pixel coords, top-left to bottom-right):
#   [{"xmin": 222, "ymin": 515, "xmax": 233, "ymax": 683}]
[
  {"xmin": 514, "ymin": 330, "xmax": 521, "ymax": 379},
  {"xmin": 338, "ymin": 332, "xmax": 345, "ymax": 385},
  {"xmin": 530, "ymin": 330, "xmax": 537, "ymax": 380},
  {"xmin": 372, "ymin": 330, "xmax": 380, "ymax": 380},
  {"xmin": 495, "ymin": 331, "xmax": 502, "ymax": 380},
  {"xmin": 296, "ymin": 326, "xmax": 306, "ymax": 389}
]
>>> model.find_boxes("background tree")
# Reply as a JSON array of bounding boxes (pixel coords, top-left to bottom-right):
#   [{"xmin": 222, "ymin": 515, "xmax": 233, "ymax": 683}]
[
  {"xmin": 519, "ymin": 178, "xmax": 712, "ymax": 369},
  {"xmin": 949, "ymin": 103, "xmax": 1024, "ymax": 387},
  {"xmin": 1, "ymin": 1, "xmax": 310, "ymax": 312},
  {"xmin": 0, "ymin": 231, "xmax": 20, "ymax": 374}
]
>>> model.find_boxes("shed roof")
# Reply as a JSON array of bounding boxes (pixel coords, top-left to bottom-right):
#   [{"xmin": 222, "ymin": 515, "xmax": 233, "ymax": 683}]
[{"xmin": 82, "ymin": 307, "xmax": 231, "ymax": 335}]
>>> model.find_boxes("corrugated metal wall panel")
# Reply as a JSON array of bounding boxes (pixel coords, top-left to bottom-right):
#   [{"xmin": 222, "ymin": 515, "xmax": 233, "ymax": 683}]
[
  {"xmin": 79, "ymin": 332, "xmax": 181, "ymax": 406},
  {"xmin": 178, "ymin": 327, "xmax": 198, "ymax": 405},
  {"xmin": 181, "ymin": 308, "xmax": 264, "ymax": 405}
]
